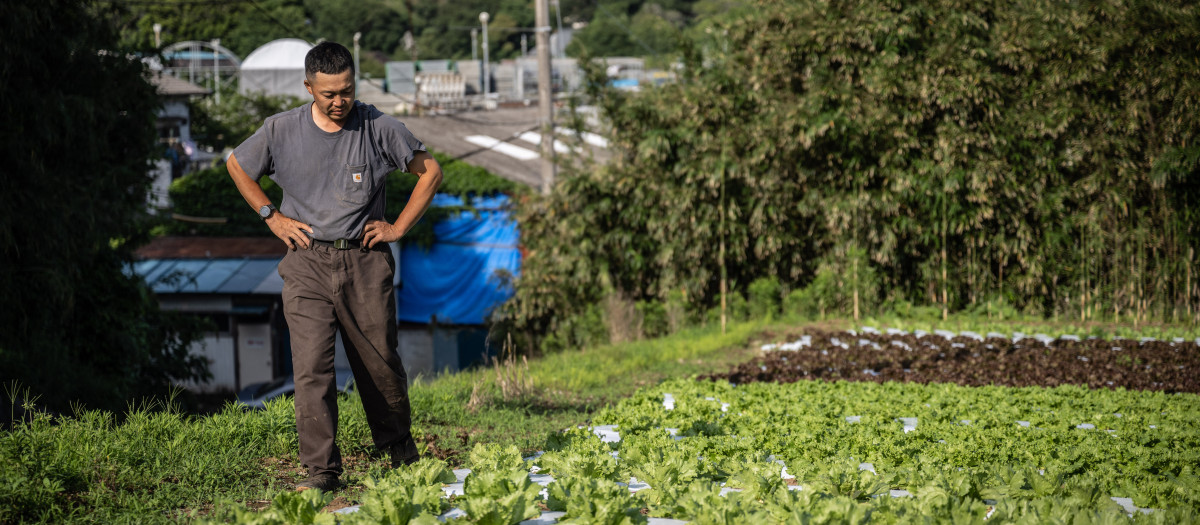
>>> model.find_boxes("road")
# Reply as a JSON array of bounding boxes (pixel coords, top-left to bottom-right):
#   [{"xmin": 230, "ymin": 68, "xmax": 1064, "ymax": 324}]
[
  {"xmin": 399, "ymin": 106, "xmax": 612, "ymax": 189},
  {"xmin": 357, "ymin": 80, "xmax": 611, "ymax": 188}
]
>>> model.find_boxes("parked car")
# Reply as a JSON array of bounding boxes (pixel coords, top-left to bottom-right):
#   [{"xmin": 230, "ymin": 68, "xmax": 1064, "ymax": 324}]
[{"xmin": 236, "ymin": 368, "xmax": 356, "ymax": 409}]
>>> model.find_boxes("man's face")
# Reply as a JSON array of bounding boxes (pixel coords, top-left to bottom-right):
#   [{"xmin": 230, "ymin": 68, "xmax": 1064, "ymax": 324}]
[{"xmin": 305, "ymin": 69, "xmax": 355, "ymax": 123}]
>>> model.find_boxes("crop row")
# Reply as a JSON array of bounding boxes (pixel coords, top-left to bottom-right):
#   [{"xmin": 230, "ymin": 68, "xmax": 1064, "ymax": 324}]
[
  {"xmin": 708, "ymin": 329, "xmax": 1200, "ymax": 393},
  {"xmin": 228, "ymin": 338, "xmax": 1200, "ymax": 523}
]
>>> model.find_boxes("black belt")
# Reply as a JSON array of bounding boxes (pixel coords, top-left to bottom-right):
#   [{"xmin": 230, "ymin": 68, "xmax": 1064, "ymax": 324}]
[{"xmin": 311, "ymin": 238, "xmax": 361, "ymax": 250}]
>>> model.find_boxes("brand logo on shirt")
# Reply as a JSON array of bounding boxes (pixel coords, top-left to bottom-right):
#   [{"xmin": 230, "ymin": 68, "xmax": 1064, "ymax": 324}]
[{"xmin": 353, "ymin": 172, "xmax": 363, "ymax": 183}]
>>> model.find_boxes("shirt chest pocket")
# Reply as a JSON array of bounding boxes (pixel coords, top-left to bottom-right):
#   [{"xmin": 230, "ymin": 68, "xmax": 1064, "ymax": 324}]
[{"xmin": 336, "ymin": 163, "xmax": 373, "ymax": 205}]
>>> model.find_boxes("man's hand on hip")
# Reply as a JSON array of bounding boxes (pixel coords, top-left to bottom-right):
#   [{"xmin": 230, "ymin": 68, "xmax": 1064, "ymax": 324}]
[
  {"xmin": 362, "ymin": 220, "xmax": 403, "ymax": 248},
  {"xmin": 265, "ymin": 213, "xmax": 314, "ymax": 251}
]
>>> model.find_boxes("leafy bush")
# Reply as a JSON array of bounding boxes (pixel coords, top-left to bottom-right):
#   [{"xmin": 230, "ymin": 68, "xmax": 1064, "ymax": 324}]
[
  {"xmin": 784, "ymin": 249, "xmax": 879, "ymax": 319},
  {"xmin": 747, "ymin": 276, "xmax": 781, "ymax": 320},
  {"xmin": 1, "ymin": 0, "xmax": 207, "ymax": 415},
  {"xmin": 705, "ymin": 291, "xmax": 748, "ymax": 326},
  {"xmin": 160, "ymin": 164, "xmax": 285, "ymax": 236},
  {"xmin": 189, "ymin": 90, "xmax": 304, "ymax": 152},
  {"xmin": 636, "ymin": 300, "xmax": 669, "ymax": 339},
  {"xmin": 504, "ymin": 0, "xmax": 1200, "ymax": 346},
  {"xmin": 540, "ymin": 302, "xmax": 608, "ymax": 352}
]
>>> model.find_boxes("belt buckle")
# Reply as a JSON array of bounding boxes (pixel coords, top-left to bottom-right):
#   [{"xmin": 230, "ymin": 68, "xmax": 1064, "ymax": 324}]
[{"xmin": 333, "ymin": 238, "xmax": 351, "ymax": 250}]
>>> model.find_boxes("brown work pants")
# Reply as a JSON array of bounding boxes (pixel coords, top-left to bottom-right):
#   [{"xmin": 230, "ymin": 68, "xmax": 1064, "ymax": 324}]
[{"xmin": 278, "ymin": 243, "xmax": 415, "ymax": 477}]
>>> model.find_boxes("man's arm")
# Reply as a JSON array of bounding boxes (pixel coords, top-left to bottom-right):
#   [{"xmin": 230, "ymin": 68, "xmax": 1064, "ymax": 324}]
[
  {"xmin": 362, "ymin": 151, "xmax": 443, "ymax": 248},
  {"xmin": 227, "ymin": 152, "xmax": 314, "ymax": 250}
]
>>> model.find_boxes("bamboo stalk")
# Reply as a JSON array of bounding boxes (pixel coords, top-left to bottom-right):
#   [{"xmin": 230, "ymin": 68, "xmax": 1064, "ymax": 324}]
[
  {"xmin": 1187, "ymin": 247, "xmax": 1193, "ymax": 320},
  {"xmin": 941, "ymin": 201, "xmax": 948, "ymax": 321},
  {"xmin": 719, "ymin": 152, "xmax": 726, "ymax": 335}
]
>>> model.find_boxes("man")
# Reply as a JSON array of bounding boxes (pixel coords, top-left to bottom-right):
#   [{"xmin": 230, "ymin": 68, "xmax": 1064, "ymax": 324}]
[{"xmin": 227, "ymin": 41, "xmax": 442, "ymax": 492}]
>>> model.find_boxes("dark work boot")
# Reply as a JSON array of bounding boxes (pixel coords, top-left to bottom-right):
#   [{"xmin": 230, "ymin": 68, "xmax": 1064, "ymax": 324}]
[
  {"xmin": 387, "ymin": 436, "xmax": 420, "ymax": 468},
  {"xmin": 295, "ymin": 472, "xmax": 340, "ymax": 492}
]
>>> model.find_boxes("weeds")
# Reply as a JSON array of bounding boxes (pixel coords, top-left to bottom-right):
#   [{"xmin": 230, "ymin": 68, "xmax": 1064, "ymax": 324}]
[
  {"xmin": 468, "ymin": 335, "xmax": 537, "ymax": 412},
  {"xmin": 492, "ymin": 335, "xmax": 536, "ymax": 403}
]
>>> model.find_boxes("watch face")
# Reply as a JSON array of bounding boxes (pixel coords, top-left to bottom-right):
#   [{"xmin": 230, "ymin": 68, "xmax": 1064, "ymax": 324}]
[{"xmin": 260, "ymin": 205, "xmax": 273, "ymax": 218}]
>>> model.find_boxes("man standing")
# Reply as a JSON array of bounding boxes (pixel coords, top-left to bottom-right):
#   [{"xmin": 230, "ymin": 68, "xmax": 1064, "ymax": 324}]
[{"xmin": 227, "ymin": 42, "xmax": 441, "ymax": 491}]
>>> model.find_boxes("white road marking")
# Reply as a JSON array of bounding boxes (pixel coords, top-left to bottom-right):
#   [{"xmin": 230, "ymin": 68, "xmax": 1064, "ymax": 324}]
[
  {"xmin": 465, "ymin": 135, "xmax": 540, "ymax": 160},
  {"xmin": 517, "ymin": 131, "xmax": 573, "ymax": 154},
  {"xmin": 553, "ymin": 128, "xmax": 609, "ymax": 148}
]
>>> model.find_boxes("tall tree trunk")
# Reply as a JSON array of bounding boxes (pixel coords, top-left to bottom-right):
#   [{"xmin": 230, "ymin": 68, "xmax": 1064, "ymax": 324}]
[{"xmin": 941, "ymin": 200, "xmax": 948, "ymax": 321}]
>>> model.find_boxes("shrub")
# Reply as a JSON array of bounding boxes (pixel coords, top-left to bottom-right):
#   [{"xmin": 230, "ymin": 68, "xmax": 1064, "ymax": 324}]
[
  {"xmin": 637, "ymin": 300, "xmax": 669, "ymax": 339},
  {"xmin": 747, "ymin": 276, "xmax": 782, "ymax": 321}
]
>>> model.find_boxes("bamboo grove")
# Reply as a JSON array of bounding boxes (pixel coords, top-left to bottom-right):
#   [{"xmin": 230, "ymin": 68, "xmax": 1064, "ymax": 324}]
[{"xmin": 500, "ymin": 0, "xmax": 1200, "ymax": 348}]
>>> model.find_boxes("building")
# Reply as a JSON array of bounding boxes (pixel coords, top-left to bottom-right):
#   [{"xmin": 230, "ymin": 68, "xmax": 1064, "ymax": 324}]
[
  {"xmin": 147, "ymin": 72, "xmax": 211, "ymax": 209},
  {"xmin": 133, "ymin": 194, "xmax": 519, "ymax": 395}
]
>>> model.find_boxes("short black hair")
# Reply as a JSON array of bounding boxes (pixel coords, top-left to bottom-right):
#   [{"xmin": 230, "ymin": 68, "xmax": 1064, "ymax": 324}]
[{"xmin": 305, "ymin": 41, "xmax": 354, "ymax": 81}]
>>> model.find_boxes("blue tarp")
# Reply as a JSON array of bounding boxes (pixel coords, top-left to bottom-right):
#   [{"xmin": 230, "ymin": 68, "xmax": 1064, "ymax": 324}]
[{"xmin": 396, "ymin": 194, "xmax": 520, "ymax": 325}]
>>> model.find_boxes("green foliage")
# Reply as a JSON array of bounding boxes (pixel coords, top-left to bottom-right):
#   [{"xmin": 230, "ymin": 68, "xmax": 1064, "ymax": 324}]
[
  {"xmin": 190, "ymin": 89, "xmax": 304, "ymax": 152},
  {"xmin": 12, "ymin": 312, "xmax": 1200, "ymax": 522},
  {"xmin": 398, "ymin": 457, "xmax": 458, "ymax": 487},
  {"xmin": 809, "ymin": 460, "xmax": 890, "ymax": 501},
  {"xmin": 0, "ymin": 0, "xmax": 207, "ymax": 415},
  {"xmin": 540, "ymin": 302, "xmax": 609, "ymax": 353},
  {"xmin": 747, "ymin": 277, "xmax": 781, "ymax": 321},
  {"xmin": 344, "ymin": 459, "xmax": 453, "ymax": 524},
  {"xmin": 223, "ymin": 490, "xmax": 336, "ymax": 525},
  {"xmin": 506, "ymin": 0, "xmax": 1200, "ymax": 348},
  {"xmin": 546, "ymin": 475, "xmax": 647, "ymax": 524},
  {"xmin": 466, "ymin": 442, "xmax": 527, "ymax": 474},
  {"xmin": 458, "ymin": 469, "xmax": 542, "ymax": 525},
  {"xmin": 388, "ymin": 150, "xmax": 524, "ymax": 201},
  {"xmin": 588, "ymin": 375, "xmax": 1200, "ymax": 520},
  {"xmin": 160, "ymin": 163, "xmax": 284, "ymax": 236},
  {"xmin": 704, "ymin": 291, "xmax": 748, "ymax": 325},
  {"xmin": 0, "ymin": 390, "xmax": 299, "ymax": 523},
  {"xmin": 784, "ymin": 248, "xmax": 879, "ymax": 319},
  {"xmin": 110, "ymin": 0, "xmax": 308, "ymax": 58},
  {"xmin": 158, "ymin": 148, "xmax": 520, "ymax": 239},
  {"xmin": 537, "ymin": 447, "xmax": 622, "ymax": 482},
  {"xmin": 636, "ymin": 300, "xmax": 669, "ymax": 339}
]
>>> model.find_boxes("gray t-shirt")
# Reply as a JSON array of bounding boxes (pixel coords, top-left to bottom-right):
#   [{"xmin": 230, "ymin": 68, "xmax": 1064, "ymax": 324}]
[{"xmin": 233, "ymin": 101, "xmax": 426, "ymax": 241}]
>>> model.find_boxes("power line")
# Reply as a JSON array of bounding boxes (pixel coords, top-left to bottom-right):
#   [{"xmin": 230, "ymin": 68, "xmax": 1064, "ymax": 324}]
[
  {"xmin": 100, "ymin": 0, "xmax": 305, "ymax": 42},
  {"xmin": 99, "ymin": 0, "xmax": 255, "ymax": 5},
  {"xmin": 246, "ymin": 0, "xmax": 305, "ymax": 37}
]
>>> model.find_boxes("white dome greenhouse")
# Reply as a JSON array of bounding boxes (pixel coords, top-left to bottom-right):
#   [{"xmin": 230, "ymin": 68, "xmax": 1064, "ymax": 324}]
[{"xmin": 239, "ymin": 38, "xmax": 314, "ymax": 99}]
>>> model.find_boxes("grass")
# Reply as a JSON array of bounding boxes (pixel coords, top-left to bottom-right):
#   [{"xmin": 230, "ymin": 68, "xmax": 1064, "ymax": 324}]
[
  {"xmin": 409, "ymin": 320, "xmax": 770, "ymax": 462},
  {"xmin": 1, "ymin": 310, "xmax": 1194, "ymax": 523},
  {"xmin": 0, "ymin": 319, "xmax": 772, "ymax": 523}
]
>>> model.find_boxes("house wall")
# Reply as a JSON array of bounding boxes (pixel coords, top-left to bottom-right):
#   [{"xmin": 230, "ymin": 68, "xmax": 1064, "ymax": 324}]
[
  {"xmin": 185, "ymin": 332, "xmax": 237, "ymax": 393},
  {"xmin": 237, "ymin": 322, "xmax": 274, "ymax": 388}
]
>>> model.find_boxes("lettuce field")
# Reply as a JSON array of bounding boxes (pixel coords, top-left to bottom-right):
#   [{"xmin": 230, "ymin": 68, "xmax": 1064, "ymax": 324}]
[{"xmin": 235, "ymin": 330, "xmax": 1200, "ymax": 524}]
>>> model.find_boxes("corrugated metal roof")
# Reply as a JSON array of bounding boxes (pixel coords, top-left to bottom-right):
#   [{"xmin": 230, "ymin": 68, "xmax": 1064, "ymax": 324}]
[
  {"xmin": 149, "ymin": 72, "xmax": 211, "ymax": 97},
  {"xmin": 136, "ymin": 237, "xmax": 288, "ymax": 259},
  {"xmin": 135, "ymin": 257, "xmax": 281, "ymax": 294}
]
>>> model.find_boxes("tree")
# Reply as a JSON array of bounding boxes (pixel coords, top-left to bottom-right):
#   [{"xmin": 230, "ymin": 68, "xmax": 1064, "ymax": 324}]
[
  {"xmin": 503, "ymin": 0, "xmax": 1200, "ymax": 350},
  {"xmin": 0, "ymin": 0, "xmax": 208, "ymax": 416}
]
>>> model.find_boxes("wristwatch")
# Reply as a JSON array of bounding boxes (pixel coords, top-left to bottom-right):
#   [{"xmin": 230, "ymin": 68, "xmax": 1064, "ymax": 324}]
[{"xmin": 258, "ymin": 203, "xmax": 277, "ymax": 220}]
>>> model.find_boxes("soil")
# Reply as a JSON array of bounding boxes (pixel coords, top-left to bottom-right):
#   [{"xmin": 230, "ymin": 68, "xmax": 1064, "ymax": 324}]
[{"xmin": 703, "ymin": 331, "xmax": 1199, "ymax": 393}]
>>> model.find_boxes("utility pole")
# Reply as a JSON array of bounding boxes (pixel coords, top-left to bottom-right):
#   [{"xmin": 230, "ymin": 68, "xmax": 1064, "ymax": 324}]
[
  {"xmin": 552, "ymin": 0, "xmax": 564, "ymax": 57},
  {"xmin": 480, "ymin": 12, "xmax": 491, "ymax": 96},
  {"xmin": 535, "ymin": 0, "xmax": 555, "ymax": 194},
  {"xmin": 211, "ymin": 38, "xmax": 220, "ymax": 105},
  {"xmin": 353, "ymin": 32, "xmax": 361, "ymax": 91}
]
